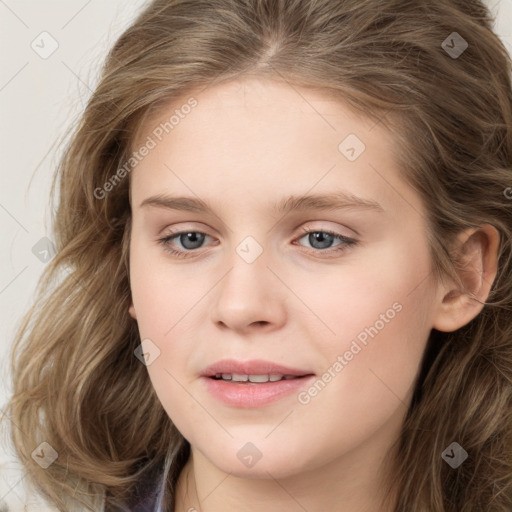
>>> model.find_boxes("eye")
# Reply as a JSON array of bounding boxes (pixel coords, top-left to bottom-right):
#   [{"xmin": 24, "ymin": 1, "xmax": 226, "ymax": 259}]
[
  {"xmin": 157, "ymin": 226, "xmax": 358, "ymax": 258},
  {"xmin": 157, "ymin": 230, "xmax": 213, "ymax": 258},
  {"xmin": 294, "ymin": 226, "xmax": 358, "ymax": 256}
]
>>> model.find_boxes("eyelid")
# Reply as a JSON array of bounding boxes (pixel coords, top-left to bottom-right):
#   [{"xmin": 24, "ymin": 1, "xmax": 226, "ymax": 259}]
[
  {"xmin": 157, "ymin": 222, "xmax": 359, "ymax": 258},
  {"xmin": 158, "ymin": 221, "xmax": 354, "ymax": 239}
]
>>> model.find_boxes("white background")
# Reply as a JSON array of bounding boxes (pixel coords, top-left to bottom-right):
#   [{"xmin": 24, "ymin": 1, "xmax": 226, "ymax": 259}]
[{"xmin": 0, "ymin": 1, "xmax": 511, "ymax": 510}]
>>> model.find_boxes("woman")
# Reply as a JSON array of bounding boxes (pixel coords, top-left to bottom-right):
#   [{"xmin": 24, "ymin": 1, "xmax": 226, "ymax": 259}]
[{"xmin": 5, "ymin": 0, "xmax": 512, "ymax": 510}]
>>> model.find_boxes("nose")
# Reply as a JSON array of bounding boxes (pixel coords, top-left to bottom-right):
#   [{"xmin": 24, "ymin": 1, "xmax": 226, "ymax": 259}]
[{"xmin": 211, "ymin": 247, "xmax": 287, "ymax": 334}]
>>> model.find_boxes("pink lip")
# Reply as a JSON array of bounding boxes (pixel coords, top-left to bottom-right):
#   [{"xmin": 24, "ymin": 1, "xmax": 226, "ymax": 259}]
[{"xmin": 200, "ymin": 358, "xmax": 315, "ymax": 408}]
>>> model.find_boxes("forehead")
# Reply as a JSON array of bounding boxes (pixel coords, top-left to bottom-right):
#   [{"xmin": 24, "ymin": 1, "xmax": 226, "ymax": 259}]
[
  {"xmin": 129, "ymin": 76, "xmax": 421, "ymax": 221},
  {"xmin": 136, "ymin": 76, "xmax": 380, "ymax": 145}
]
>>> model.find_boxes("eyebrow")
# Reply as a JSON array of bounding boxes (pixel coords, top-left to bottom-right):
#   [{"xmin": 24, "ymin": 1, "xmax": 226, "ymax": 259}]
[{"xmin": 139, "ymin": 191, "xmax": 384, "ymax": 215}]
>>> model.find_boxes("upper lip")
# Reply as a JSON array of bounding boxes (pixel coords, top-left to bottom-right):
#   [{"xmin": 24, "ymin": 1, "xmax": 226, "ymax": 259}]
[{"xmin": 201, "ymin": 359, "xmax": 314, "ymax": 377}]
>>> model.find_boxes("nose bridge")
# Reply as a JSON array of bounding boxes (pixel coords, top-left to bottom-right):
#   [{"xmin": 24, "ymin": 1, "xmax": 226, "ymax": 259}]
[
  {"xmin": 221, "ymin": 234, "xmax": 273, "ymax": 302},
  {"xmin": 211, "ymin": 233, "xmax": 286, "ymax": 330}
]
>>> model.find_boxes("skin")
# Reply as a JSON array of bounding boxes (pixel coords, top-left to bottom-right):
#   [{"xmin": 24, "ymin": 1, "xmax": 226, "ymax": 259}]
[{"xmin": 127, "ymin": 76, "xmax": 499, "ymax": 511}]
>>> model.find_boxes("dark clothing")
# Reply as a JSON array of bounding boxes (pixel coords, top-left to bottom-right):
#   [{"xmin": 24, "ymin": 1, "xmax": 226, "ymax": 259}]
[
  {"xmin": 128, "ymin": 471, "xmax": 165, "ymax": 512},
  {"xmin": 104, "ymin": 469, "xmax": 166, "ymax": 512}
]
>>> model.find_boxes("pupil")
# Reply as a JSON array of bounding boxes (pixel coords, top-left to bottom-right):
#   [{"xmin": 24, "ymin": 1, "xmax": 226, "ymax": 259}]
[
  {"xmin": 310, "ymin": 232, "xmax": 333, "ymax": 249},
  {"xmin": 181, "ymin": 232, "xmax": 205, "ymax": 249}
]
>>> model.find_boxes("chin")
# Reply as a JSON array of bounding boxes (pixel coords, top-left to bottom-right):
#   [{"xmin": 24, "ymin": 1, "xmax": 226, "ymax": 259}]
[{"xmin": 202, "ymin": 442, "xmax": 310, "ymax": 480}]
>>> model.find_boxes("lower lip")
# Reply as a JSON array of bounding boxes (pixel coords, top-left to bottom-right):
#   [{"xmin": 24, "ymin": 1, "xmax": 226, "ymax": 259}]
[{"xmin": 202, "ymin": 375, "xmax": 316, "ymax": 408}]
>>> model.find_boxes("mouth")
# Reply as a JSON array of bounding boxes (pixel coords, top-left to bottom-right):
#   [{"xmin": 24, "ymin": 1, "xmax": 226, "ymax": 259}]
[
  {"xmin": 201, "ymin": 359, "xmax": 316, "ymax": 407},
  {"xmin": 201, "ymin": 358, "xmax": 314, "ymax": 379},
  {"xmin": 208, "ymin": 373, "xmax": 312, "ymax": 383}
]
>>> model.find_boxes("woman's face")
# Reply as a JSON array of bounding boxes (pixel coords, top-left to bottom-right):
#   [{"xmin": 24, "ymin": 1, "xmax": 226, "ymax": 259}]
[{"xmin": 128, "ymin": 76, "xmax": 441, "ymax": 479}]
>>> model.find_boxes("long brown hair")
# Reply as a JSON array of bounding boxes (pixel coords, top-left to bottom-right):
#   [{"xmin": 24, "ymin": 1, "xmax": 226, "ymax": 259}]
[{"xmin": 4, "ymin": 0, "xmax": 512, "ymax": 510}]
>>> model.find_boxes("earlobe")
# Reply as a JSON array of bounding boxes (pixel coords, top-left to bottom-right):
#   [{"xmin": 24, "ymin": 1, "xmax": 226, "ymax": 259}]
[
  {"xmin": 129, "ymin": 302, "xmax": 137, "ymax": 320},
  {"xmin": 432, "ymin": 225, "xmax": 500, "ymax": 333}
]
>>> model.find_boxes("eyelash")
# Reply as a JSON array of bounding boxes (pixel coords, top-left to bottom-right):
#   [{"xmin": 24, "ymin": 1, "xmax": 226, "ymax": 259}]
[{"xmin": 157, "ymin": 226, "xmax": 358, "ymax": 259}]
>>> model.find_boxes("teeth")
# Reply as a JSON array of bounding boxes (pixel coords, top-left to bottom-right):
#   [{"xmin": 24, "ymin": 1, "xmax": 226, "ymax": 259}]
[
  {"xmin": 213, "ymin": 373, "xmax": 298, "ymax": 382},
  {"xmin": 232, "ymin": 373, "xmax": 249, "ymax": 382},
  {"xmin": 248, "ymin": 375, "xmax": 270, "ymax": 383}
]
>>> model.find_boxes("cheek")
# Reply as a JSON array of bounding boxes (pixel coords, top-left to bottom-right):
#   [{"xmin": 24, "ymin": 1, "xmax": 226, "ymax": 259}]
[
  {"xmin": 129, "ymin": 239, "xmax": 211, "ymax": 417},
  {"xmin": 292, "ymin": 235, "xmax": 431, "ymax": 333},
  {"xmin": 129, "ymin": 237, "xmax": 205, "ymax": 335},
  {"xmin": 293, "ymin": 236, "xmax": 434, "ymax": 394}
]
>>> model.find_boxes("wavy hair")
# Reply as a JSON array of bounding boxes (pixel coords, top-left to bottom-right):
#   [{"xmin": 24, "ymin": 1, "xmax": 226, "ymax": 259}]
[{"xmin": 4, "ymin": 0, "xmax": 512, "ymax": 510}]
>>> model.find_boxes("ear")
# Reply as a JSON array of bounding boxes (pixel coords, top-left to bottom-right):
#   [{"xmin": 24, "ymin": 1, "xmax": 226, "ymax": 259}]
[
  {"xmin": 432, "ymin": 225, "xmax": 500, "ymax": 332},
  {"xmin": 129, "ymin": 301, "xmax": 137, "ymax": 320}
]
